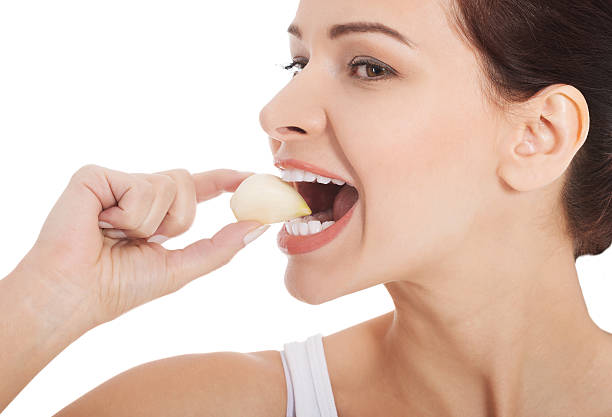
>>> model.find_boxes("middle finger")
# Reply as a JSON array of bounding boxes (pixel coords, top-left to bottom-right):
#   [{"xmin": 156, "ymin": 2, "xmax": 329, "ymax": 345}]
[
  {"xmin": 123, "ymin": 173, "xmax": 178, "ymax": 238},
  {"xmin": 149, "ymin": 168, "xmax": 197, "ymax": 239}
]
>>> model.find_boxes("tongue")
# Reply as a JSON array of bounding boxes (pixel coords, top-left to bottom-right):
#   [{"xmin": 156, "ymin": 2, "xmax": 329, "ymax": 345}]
[{"xmin": 333, "ymin": 185, "xmax": 359, "ymax": 221}]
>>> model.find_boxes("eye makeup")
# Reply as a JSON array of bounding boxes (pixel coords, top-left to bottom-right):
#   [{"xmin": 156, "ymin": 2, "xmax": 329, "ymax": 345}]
[{"xmin": 283, "ymin": 55, "xmax": 398, "ymax": 82}]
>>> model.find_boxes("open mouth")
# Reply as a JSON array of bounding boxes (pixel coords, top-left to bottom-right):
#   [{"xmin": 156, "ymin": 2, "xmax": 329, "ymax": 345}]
[
  {"xmin": 274, "ymin": 160, "xmax": 360, "ymax": 250},
  {"xmin": 274, "ymin": 160, "xmax": 360, "ymax": 238},
  {"xmin": 293, "ymin": 181, "xmax": 359, "ymax": 223}
]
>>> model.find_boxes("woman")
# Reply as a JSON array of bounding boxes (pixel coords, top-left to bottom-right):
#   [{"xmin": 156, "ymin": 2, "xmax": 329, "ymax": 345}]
[{"xmin": 2, "ymin": 0, "xmax": 612, "ymax": 415}]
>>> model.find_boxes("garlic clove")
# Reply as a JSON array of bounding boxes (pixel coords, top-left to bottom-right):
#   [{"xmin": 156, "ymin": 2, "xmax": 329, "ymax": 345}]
[{"xmin": 230, "ymin": 173, "xmax": 312, "ymax": 224}]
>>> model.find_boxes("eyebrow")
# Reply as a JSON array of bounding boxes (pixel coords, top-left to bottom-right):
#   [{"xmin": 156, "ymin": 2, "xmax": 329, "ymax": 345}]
[{"xmin": 287, "ymin": 21, "xmax": 417, "ymax": 49}]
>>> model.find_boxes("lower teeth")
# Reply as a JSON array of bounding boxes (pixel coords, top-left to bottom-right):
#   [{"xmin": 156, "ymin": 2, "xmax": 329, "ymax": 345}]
[{"xmin": 284, "ymin": 218, "xmax": 335, "ymax": 236}]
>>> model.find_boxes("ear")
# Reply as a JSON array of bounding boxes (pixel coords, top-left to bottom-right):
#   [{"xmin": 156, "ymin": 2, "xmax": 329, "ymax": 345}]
[{"xmin": 497, "ymin": 84, "xmax": 590, "ymax": 192}]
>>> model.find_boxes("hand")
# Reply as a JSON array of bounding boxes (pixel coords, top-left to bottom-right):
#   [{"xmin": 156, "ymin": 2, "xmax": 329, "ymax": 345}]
[{"xmin": 14, "ymin": 164, "xmax": 269, "ymax": 327}]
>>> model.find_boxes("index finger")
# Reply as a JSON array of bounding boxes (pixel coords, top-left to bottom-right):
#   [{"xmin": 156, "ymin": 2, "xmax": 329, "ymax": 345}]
[{"xmin": 192, "ymin": 169, "xmax": 255, "ymax": 203}]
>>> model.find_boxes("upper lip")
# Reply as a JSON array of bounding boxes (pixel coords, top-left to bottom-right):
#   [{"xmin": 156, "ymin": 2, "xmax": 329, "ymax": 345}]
[{"xmin": 274, "ymin": 158, "xmax": 352, "ymax": 186}]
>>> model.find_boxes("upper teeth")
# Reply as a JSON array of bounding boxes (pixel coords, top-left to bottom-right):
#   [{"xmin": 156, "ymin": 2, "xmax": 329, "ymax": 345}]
[{"xmin": 280, "ymin": 168, "xmax": 346, "ymax": 185}]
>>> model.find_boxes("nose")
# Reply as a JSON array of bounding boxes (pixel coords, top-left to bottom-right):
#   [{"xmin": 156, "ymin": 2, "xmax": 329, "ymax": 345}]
[{"xmin": 258, "ymin": 70, "xmax": 328, "ymax": 152}]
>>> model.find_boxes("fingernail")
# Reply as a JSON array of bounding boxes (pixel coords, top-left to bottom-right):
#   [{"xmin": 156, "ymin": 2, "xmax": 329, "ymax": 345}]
[
  {"xmin": 99, "ymin": 221, "xmax": 114, "ymax": 228},
  {"xmin": 104, "ymin": 229, "xmax": 127, "ymax": 239},
  {"xmin": 147, "ymin": 234, "xmax": 169, "ymax": 244},
  {"xmin": 243, "ymin": 224, "xmax": 270, "ymax": 246}
]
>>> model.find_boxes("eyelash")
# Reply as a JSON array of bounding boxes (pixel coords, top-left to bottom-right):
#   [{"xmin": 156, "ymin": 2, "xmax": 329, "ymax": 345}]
[{"xmin": 283, "ymin": 57, "xmax": 397, "ymax": 82}]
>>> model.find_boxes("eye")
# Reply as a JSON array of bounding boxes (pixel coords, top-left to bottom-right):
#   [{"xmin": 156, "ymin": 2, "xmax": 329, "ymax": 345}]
[
  {"xmin": 282, "ymin": 56, "xmax": 397, "ymax": 82},
  {"xmin": 348, "ymin": 57, "xmax": 397, "ymax": 81}
]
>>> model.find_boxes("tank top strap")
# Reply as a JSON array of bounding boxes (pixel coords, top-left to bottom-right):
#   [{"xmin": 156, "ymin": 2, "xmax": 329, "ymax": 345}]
[
  {"xmin": 280, "ymin": 349, "xmax": 295, "ymax": 417},
  {"xmin": 280, "ymin": 333, "xmax": 339, "ymax": 417}
]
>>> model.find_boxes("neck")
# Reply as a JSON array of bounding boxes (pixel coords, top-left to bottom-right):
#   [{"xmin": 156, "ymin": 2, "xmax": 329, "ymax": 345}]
[{"xmin": 380, "ymin": 241, "xmax": 606, "ymax": 416}]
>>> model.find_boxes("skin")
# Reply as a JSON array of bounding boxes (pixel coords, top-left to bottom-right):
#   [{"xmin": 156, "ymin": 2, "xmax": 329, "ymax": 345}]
[
  {"xmin": 2, "ymin": 0, "xmax": 611, "ymax": 416},
  {"xmin": 0, "ymin": 167, "xmax": 267, "ymax": 413},
  {"xmin": 259, "ymin": 0, "xmax": 612, "ymax": 415}
]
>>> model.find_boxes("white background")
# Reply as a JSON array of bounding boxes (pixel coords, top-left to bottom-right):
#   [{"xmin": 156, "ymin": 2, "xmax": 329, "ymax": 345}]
[{"xmin": 0, "ymin": 1, "xmax": 610, "ymax": 415}]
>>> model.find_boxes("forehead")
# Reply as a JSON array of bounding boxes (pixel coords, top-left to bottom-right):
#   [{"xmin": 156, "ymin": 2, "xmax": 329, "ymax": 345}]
[{"xmin": 292, "ymin": 0, "xmax": 453, "ymax": 49}]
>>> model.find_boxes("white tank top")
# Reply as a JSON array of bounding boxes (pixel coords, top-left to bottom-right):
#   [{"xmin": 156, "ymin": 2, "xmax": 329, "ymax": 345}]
[{"xmin": 280, "ymin": 333, "xmax": 339, "ymax": 417}]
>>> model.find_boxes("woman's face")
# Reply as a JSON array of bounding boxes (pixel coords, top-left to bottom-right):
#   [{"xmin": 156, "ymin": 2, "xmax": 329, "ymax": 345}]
[{"xmin": 259, "ymin": 0, "xmax": 507, "ymax": 304}]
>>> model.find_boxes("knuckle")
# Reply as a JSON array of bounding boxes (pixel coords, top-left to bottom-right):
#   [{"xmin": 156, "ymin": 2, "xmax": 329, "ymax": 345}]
[
  {"xmin": 71, "ymin": 164, "xmax": 102, "ymax": 181},
  {"xmin": 164, "ymin": 168, "xmax": 191, "ymax": 178},
  {"xmin": 173, "ymin": 216, "xmax": 192, "ymax": 235},
  {"xmin": 175, "ymin": 168, "xmax": 192, "ymax": 178},
  {"xmin": 135, "ymin": 180, "xmax": 154, "ymax": 203},
  {"xmin": 80, "ymin": 163, "xmax": 101, "ymax": 172},
  {"xmin": 124, "ymin": 211, "xmax": 143, "ymax": 230},
  {"xmin": 218, "ymin": 252, "xmax": 235, "ymax": 267},
  {"xmin": 141, "ymin": 224, "xmax": 159, "ymax": 237},
  {"xmin": 163, "ymin": 178, "xmax": 178, "ymax": 198},
  {"xmin": 122, "ymin": 181, "xmax": 153, "ymax": 229},
  {"xmin": 152, "ymin": 174, "xmax": 178, "ymax": 197},
  {"xmin": 210, "ymin": 168, "xmax": 230, "ymax": 178},
  {"xmin": 154, "ymin": 172, "xmax": 174, "ymax": 185},
  {"xmin": 186, "ymin": 204, "xmax": 197, "ymax": 226},
  {"xmin": 140, "ymin": 178, "xmax": 155, "ymax": 197},
  {"xmin": 176, "ymin": 202, "xmax": 197, "ymax": 232},
  {"xmin": 129, "ymin": 220, "xmax": 157, "ymax": 238},
  {"xmin": 132, "ymin": 230, "xmax": 150, "ymax": 239}
]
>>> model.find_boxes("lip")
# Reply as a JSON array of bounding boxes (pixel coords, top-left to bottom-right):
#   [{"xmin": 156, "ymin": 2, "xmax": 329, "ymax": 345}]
[
  {"xmin": 277, "ymin": 202, "xmax": 358, "ymax": 255},
  {"xmin": 273, "ymin": 157, "xmax": 359, "ymax": 255},
  {"xmin": 274, "ymin": 158, "xmax": 352, "ymax": 186}
]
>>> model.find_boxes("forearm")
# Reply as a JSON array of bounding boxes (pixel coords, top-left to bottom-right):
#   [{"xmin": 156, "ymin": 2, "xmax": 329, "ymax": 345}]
[{"xmin": 0, "ymin": 263, "xmax": 95, "ymax": 412}]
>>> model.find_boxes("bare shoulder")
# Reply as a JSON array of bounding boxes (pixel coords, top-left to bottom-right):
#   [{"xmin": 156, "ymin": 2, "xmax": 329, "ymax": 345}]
[
  {"xmin": 322, "ymin": 311, "xmax": 394, "ymax": 416},
  {"xmin": 53, "ymin": 349, "xmax": 287, "ymax": 417},
  {"xmin": 323, "ymin": 310, "xmax": 393, "ymax": 363}
]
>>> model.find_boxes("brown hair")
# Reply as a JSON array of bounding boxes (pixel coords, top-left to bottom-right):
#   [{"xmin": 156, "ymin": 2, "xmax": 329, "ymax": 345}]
[{"xmin": 444, "ymin": 0, "xmax": 612, "ymax": 259}]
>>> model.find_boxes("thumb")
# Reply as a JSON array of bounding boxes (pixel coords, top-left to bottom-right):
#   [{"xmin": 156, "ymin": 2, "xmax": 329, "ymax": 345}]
[{"xmin": 164, "ymin": 221, "xmax": 270, "ymax": 289}]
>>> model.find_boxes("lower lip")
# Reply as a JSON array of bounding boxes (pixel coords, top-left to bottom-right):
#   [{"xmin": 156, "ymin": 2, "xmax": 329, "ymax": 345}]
[{"xmin": 277, "ymin": 201, "xmax": 358, "ymax": 255}]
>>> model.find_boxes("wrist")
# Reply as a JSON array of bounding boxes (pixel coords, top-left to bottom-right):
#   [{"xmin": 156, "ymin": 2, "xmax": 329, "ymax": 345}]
[
  {"xmin": 7, "ymin": 260, "xmax": 100, "ymax": 336},
  {"xmin": 0, "ymin": 263, "xmax": 98, "ymax": 410}
]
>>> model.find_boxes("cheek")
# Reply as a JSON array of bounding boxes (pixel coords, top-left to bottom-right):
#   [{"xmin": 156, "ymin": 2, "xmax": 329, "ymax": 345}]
[
  {"xmin": 352, "ymin": 106, "xmax": 490, "ymax": 276},
  {"xmin": 330, "ymin": 71, "xmax": 493, "ymax": 276}
]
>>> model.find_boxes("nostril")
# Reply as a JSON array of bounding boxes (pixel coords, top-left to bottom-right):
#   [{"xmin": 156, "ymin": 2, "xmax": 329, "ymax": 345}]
[{"xmin": 278, "ymin": 126, "xmax": 306, "ymax": 135}]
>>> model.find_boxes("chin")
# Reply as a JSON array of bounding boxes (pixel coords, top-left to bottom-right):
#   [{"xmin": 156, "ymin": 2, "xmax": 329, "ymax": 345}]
[
  {"xmin": 283, "ymin": 259, "xmax": 379, "ymax": 305},
  {"xmin": 283, "ymin": 262, "xmax": 345, "ymax": 305}
]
